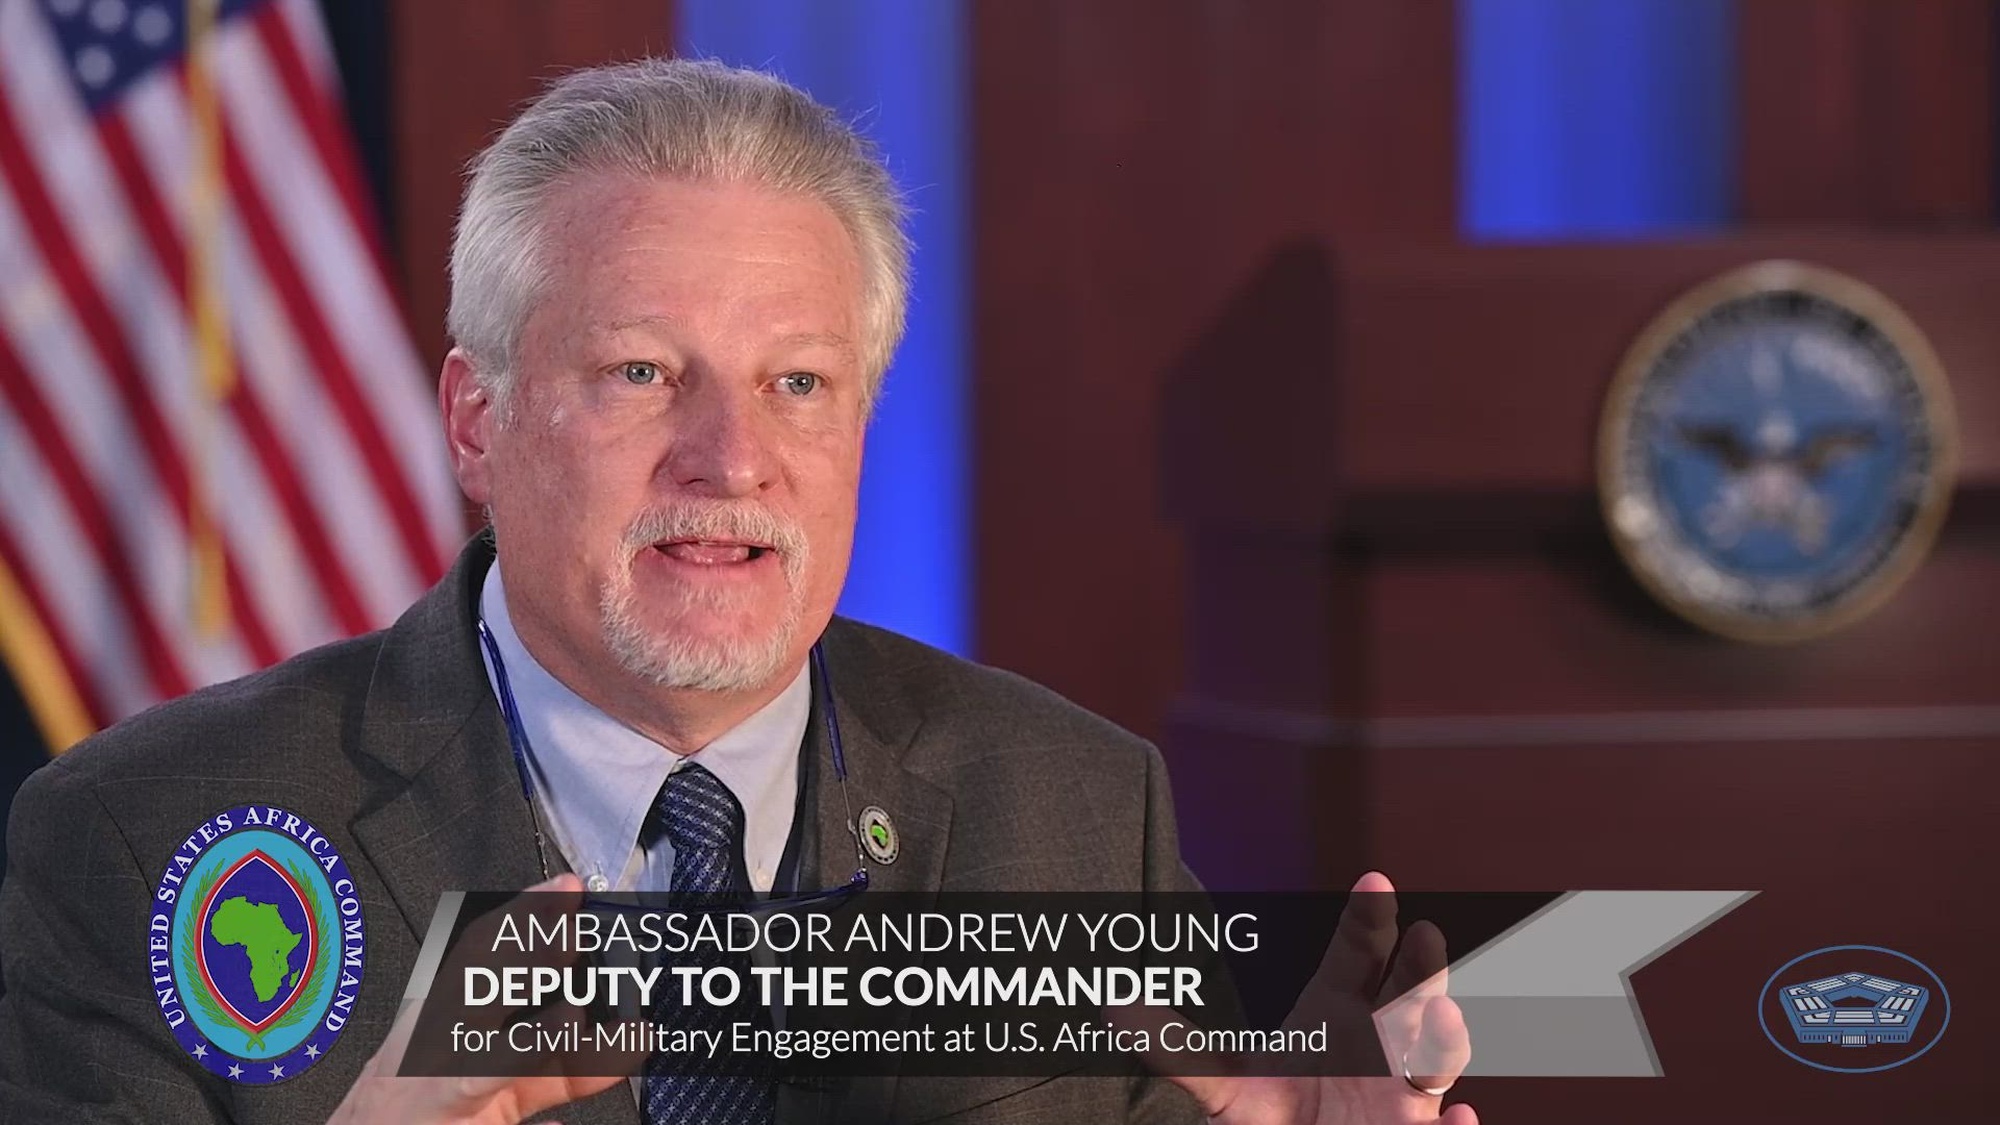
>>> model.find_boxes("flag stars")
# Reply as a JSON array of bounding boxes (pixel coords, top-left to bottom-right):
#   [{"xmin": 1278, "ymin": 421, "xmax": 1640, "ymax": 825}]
[
  {"xmin": 191, "ymin": 1044, "xmax": 208, "ymax": 1059},
  {"xmin": 304, "ymin": 1043, "xmax": 321, "ymax": 1059},
  {"xmin": 74, "ymin": 44, "xmax": 114, "ymax": 87},
  {"xmin": 269, "ymin": 1063, "xmax": 284, "ymax": 1079},
  {"xmin": 89, "ymin": 0, "xmax": 127, "ymax": 34},
  {"xmin": 226, "ymin": 1063, "xmax": 243, "ymax": 1079},
  {"xmin": 132, "ymin": 4, "xmax": 171, "ymax": 46}
]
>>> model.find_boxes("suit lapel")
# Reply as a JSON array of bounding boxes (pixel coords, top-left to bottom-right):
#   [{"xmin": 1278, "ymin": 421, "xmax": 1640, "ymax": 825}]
[
  {"xmin": 349, "ymin": 536, "xmax": 546, "ymax": 942},
  {"xmin": 776, "ymin": 621, "xmax": 954, "ymax": 1125},
  {"xmin": 349, "ymin": 719, "xmax": 546, "ymax": 943},
  {"xmin": 794, "ymin": 625, "xmax": 1070, "ymax": 1123},
  {"xmin": 346, "ymin": 540, "xmax": 637, "ymax": 1125},
  {"xmin": 804, "ymin": 619, "xmax": 954, "ymax": 897}
]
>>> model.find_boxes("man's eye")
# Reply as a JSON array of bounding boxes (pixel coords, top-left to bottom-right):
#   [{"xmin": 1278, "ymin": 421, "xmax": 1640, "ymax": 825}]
[
  {"xmin": 777, "ymin": 372, "xmax": 822, "ymax": 396},
  {"xmin": 620, "ymin": 362, "xmax": 661, "ymax": 385}
]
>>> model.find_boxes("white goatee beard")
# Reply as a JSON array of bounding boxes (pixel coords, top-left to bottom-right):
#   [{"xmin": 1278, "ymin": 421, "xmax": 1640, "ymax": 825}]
[{"xmin": 597, "ymin": 501, "xmax": 811, "ymax": 692}]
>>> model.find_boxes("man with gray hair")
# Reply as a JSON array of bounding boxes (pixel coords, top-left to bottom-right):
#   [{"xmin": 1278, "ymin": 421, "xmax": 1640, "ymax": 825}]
[{"xmin": 0, "ymin": 58, "xmax": 1474, "ymax": 1124}]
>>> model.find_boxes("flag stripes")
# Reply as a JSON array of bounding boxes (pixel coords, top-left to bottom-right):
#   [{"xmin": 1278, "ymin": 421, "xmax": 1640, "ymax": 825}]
[{"xmin": 0, "ymin": 0, "xmax": 460, "ymax": 748}]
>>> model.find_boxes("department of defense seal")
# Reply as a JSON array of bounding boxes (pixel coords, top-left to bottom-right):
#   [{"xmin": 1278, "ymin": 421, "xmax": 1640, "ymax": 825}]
[
  {"xmin": 150, "ymin": 805, "xmax": 366, "ymax": 1083},
  {"xmin": 1599, "ymin": 261, "xmax": 1957, "ymax": 642}
]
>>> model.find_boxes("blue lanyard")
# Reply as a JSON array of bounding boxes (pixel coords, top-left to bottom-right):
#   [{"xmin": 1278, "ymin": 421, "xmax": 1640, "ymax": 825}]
[{"xmin": 475, "ymin": 619, "xmax": 870, "ymax": 905}]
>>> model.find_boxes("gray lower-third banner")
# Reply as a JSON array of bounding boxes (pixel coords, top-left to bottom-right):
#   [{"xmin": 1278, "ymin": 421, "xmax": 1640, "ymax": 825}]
[{"xmin": 1379, "ymin": 890, "xmax": 1756, "ymax": 1077}]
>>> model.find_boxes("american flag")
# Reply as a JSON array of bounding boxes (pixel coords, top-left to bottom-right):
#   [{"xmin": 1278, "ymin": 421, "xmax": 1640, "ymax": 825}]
[{"xmin": 0, "ymin": 0, "xmax": 463, "ymax": 749}]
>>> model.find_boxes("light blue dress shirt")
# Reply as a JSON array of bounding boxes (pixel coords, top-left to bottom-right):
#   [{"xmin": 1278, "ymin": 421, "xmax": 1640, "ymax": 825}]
[{"xmin": 476, "ymin": 564, "xmax": 810, "ymax": 894}]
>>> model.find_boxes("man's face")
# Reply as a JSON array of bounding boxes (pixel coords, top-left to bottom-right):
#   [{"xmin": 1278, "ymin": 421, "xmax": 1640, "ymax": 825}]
[{"xmin": 451, "ymin": 173, "xmax": 868, "ymax": 697}]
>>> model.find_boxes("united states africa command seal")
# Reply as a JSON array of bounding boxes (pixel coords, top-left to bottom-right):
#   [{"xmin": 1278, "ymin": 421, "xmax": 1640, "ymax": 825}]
[
  {"xmin": 151, "ymin": 806, "xmax": 366, "ymax": 1083},
  {"xmin": 1598, "ymin": 261, "xmax": 1957, "ymax": 642}
]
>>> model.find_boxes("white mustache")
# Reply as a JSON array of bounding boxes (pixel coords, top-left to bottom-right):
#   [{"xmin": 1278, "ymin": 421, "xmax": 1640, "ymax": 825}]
[{"xmin": 621, "ymin": 502, "xmax": 809, "ymax": 578}]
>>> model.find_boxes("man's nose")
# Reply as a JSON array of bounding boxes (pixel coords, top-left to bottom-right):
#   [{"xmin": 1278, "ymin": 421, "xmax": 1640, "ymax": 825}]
[{"xmin": 662, "ymin": 382, "xmax": 778, "ymax": 497}]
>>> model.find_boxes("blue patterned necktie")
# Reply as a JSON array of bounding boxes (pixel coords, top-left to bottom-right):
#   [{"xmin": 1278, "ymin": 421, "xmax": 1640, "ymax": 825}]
[{"xmin": 642, "ymin": 763, "xmax": 778, "ymax": 1125}]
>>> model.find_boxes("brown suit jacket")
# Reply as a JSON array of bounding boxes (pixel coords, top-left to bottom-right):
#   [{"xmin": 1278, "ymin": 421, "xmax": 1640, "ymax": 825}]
[{"xmin": 0, "ymin": 538, "xmax": 1206, "ymax": 1124}]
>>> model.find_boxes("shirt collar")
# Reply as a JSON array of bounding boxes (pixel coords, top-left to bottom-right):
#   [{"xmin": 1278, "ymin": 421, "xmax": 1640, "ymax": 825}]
[{"xmin": 476, "ymin": 562, "xmax": 810, "ymax": 888}]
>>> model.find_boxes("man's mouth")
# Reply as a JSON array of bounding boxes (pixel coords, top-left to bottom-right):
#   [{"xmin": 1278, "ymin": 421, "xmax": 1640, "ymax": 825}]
[{"xmin": 652, "ymin": 539, "xmax": 775, "ymax": 565}]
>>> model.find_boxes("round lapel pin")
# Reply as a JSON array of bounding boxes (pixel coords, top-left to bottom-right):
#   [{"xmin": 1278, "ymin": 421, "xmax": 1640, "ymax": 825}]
[{"xmin": 857, "ymin": 805, "xmax": 898, "ymax": 865}]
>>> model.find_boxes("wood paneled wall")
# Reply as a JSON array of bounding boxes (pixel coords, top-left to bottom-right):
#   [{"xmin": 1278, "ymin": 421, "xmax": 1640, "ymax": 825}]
[
  {"xmin": 971, "ymin": 0, "xmax": 1459, "ymax": 739},
  {"xmin": 390, "ymin": 1, "xmax": 673, "ymax": 369},
  {"xmin": 1740, "ymin": 0, "xmax": 1994, "ymax": 224}
]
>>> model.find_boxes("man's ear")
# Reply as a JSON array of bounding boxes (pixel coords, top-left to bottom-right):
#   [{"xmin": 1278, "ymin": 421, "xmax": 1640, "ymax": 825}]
[{"xmin": 440, "ymin": 349, "xmax": 498, "ymax": 505}]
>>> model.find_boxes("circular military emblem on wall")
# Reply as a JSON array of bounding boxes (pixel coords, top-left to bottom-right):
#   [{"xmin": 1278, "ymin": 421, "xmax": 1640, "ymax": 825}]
[
  {"xmin": 151, "ymin": 806, "xmax": 366, "ymax": 1083},
  {"xmin": 1598, "ymin": 261, "xmax": 1957, "ymax": 642}
]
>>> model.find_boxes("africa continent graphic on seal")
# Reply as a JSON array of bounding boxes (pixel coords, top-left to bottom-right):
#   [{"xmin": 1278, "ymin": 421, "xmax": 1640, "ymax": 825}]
[{"xmin": 209, "ymin": 896, "xmax": 303, "ymax": 1001}]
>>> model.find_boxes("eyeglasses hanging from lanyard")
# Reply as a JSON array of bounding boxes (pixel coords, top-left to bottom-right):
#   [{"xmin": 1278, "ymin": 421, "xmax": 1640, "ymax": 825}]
[{"xmin": 476, "ymin": 619, "xmax": 871, "ymax": 914}]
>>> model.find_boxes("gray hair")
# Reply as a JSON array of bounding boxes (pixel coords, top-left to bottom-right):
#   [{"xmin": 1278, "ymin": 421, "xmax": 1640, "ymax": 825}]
[{"xmin": 447, "ymin": 57, "xmax": 911, "ymax": 406}]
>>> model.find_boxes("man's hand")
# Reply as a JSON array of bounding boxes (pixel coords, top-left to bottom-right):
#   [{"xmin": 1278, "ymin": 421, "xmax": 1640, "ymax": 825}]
[
  {"xmin": 326, "ymin": 875, "xmax": 626, "ymax": 1125},
  {"xmin": 1158, "ymin": 872, "xmax": 1476, "ymax": 1125}
]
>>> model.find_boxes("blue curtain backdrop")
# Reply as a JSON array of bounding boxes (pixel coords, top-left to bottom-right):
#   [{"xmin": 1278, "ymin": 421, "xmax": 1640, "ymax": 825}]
[
  {"xmin": 1461, "ymin": 0, "xmax": 1737, "ymax": 238},
  {"xmin": 679, "ymin": 0, "xmax": 970, "ymax": 657}
]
